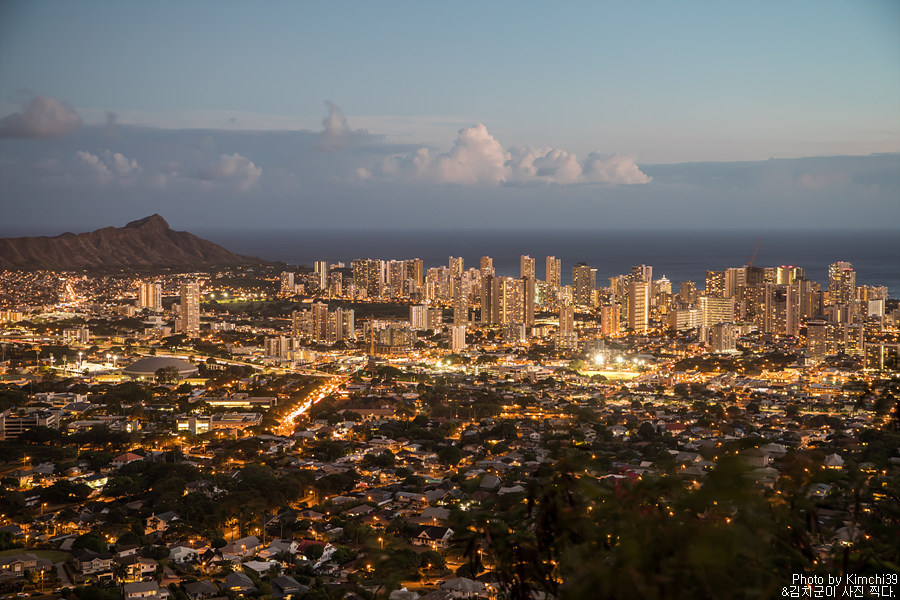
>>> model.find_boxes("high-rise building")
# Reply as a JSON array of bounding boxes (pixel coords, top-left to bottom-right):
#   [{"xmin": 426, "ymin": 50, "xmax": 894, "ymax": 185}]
[
  {"xmin": 480, "ymin": 256, "xmax": 494, "ymax": 277},
  {"xmin": 776, "ymin": 265, "xmax": 804, "ymax": 285},
  {"xmin": 806, "ymin": 320, "xmax": 827, "ymax": 361},
  {"xmin": 328, "ymin": 271, "xmax": 343, "ymax": 297},
  {"xmin": 679, "ymin": 281, "xmax": 696, "ymax": 305},
  {"xmin": 669, "ymin": 309, "xmax": 702, "ymax": 331},
  {"xmin": 480, "ymin": 274, "xmax": 494, "ymax": 325},
  {"xmin": 710, "ymin": 323, "xmax": 737, "ymax": 352},
  {"xmin": 452, "ymin": 281, "xmax": 467, "ymax": 326},
  {"xmin": 628, "ymin": 281, "xmax": 649, "ymax": 333},
  {"xmin": 410, "ymin": 304, "xmax": 428, "ymax": 330},
  {"xmin": 600, "ymin": 304, "xmax": 621, "ymax": 337},
  {"xmin": 556, "ymin": 305, "xmax": 577, "ymax": 350},
  {"xmin": 491, "ymin": 277, "xmax": 524, "ymax": 326},
  {"xmin": 314, "ymin": 261, "xmax": 328, "ymax": 290},
  {"xmin": 428, "ymin": 307, "xmax": 444, "ymax": 330},
  {"xmin": 520, "ymin": 255, "xmax": 536, "ymax": 280},
  {"xmin": 546, "ymin": 256, "xmax": 561, "ymax": 288},
  {"xmin": 654, "ymin": 276, "xmax": 672, "ymax": 295},
  {"xmin": 280, "ymin": 271, "xmax": 295, "ymax": 295},
  {"xmin": 137, "ymin": 281, "xmax": 162, "ymax": 311},
  {"xmin": 705, "ymin": 270, "xmax": 725, "ymax": 298},
  {"xmin": 724, "ymin": 267, "xmax": 747, "ymax": 298},
  {"xmin": 760, "ymin": 283, "xmax": 799, "ymax": 336},
  {"xmin": 388, "ymin": 260, "xmax": 407, "ymax": 298},
  {"xmin": 828, "ymin": 261, "xmax": 856, "ymax": 305},
  {"xmin": 407, "ymin": 259, "xmax": 424, "ymax": 292},
  {"xmin": 631, "ymin": 264, "xmax": 653, "ymax": 284},
  {"xmin": 179, "ymin": 281, "xmax": 201, "ymax": 337},
  {"xmin": 449, "ymin": 256, "xmax": 464, "ymax": 279},
  {"xmin": 451, "ymin": 325, "xmax": 466, "ymax": 352},
  {"xmin": 352, "ymin": 259, "xmax": 384, "ymax": 298},
  {"xmin": 698, "ymin": 296, "xmax": 735, "ymax": 326},
  {"xmin": 572, "ymin": 263, "xmax": 596, "ymax": 307},
  {"xmin": 522, "ymin": 276, "xmax": 535, "ymax": 327}
]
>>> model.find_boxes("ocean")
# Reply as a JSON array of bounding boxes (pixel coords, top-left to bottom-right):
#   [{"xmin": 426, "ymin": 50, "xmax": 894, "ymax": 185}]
[{"xmin": 195, "ymin": 228, "xmax": 900, "ymax": 298}]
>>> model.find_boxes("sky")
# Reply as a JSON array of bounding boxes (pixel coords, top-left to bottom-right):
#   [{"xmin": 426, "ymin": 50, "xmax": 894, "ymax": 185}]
[{"xmin": 0, "ymin": 0, "xmax": 898, "ymax": 234}]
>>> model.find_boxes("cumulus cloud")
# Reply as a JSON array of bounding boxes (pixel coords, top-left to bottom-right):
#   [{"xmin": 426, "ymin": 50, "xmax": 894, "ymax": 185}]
[
  {"xmin": 74, "ymin": 150, "xmax": 142, "ymax": 185},
  {"xmin": 316, "ymin": 101, "xmax": 370, "ymax": 151},
  {"xmin": 75, "ymin": 151, "xmax": 111, "ymax": 184},
  {"xmin": 0, "ymin": 96, "xmax": 84, "ymax": 139},
  {"xmin": 364, "ymin": 123, "xmax": 650, "ymax": 186},
  {"xmin": 198, "ymin": 153, "xmax": 262, "ymax": 191}
]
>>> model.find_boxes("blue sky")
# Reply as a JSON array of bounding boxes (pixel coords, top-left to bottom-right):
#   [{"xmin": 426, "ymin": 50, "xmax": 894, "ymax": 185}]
[{"xmin": 1, "ymin": 0, "xmax": 898, "ymax": 232}]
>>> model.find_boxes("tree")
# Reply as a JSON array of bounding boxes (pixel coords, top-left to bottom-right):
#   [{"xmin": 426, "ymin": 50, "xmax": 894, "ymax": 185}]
[
  {"xmin": 303, "ymin": 543, "xmax": 324, "ymax": 561},
  {"xmin": 73, "ymin": 532, "xmax": 108, "ymax": 553},
  {"xmin": 155, "ymin": 366, "xmax": 180, "ymax": 384}
]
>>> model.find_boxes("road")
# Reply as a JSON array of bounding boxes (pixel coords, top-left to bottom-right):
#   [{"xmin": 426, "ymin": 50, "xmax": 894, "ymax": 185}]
[{"xmin": 277, "ymin": 376, "xmax": 347, "ymax": 436}]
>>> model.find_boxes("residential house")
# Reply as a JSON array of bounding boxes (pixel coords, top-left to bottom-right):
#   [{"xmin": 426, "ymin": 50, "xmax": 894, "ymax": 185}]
[
  {"xmin": 72, "ymin": 548, "xmax": 114, "ymax": 580},
  {"xmin": 110, "ymin": 452, "xmax": 144, "ymax": 469},
  {"xmin": 122, "ymin": 580, "xmax": 168, "ymax": 600},
  {"xmin": 222, "ymin": 535, "xmax": 261, "ymax": 557},
  {"xmin": 412, "ymin": 526, "xmax": 454, "ymax": 549},
  {"xmin": 271, "ymin": 575, "xmax": 308, "ymax": 600},
  {"xmin": 222, "ymin": 571, "xmax": 256, "ymax": 594},
  {"xmin": 183, "ymin": 580, "xmax": 219, "ymax": 600},
  {"xmin": 144, "ymin": 511, "xmax": 179, "ymax": 533}
]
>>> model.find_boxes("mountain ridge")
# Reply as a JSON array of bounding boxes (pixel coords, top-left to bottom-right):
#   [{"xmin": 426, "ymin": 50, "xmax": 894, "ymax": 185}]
[{"xmin": 0, "ymin": 215, "xmax": 263, "ymax": 269}]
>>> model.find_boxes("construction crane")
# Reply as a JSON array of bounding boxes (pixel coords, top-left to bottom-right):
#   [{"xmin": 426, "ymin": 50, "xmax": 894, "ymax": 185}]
[{"xmin": 747, "ymin": 237, "xmax": 761, "ymax": 269}]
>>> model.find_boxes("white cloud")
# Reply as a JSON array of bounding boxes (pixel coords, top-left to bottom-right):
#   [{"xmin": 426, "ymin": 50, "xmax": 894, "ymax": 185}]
[
  {"xmin": 364, "ymin": 123, "xmax": 650, "ymax": 186},
  {"xmin": 75, "ymin": 151, "xmax": 111, "ymax": 185},
  {"xmin": 198, "ymin": 153, "xmax": 262, "ymax": 191},
  {"xmin": 317, "ymin": 101, "xmax": 370, "ymax": 151},
  {"xmin": 74, "ymin": 150, "xmax": 142, "ymax": 185},
  {"xmin": 0, "ymin": 96, "xmax": 83, "ymax": 139}
]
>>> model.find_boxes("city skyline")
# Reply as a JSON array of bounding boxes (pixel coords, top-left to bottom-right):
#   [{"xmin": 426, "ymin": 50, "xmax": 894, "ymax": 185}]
[{"xmin": 1, "ymin": 1, "xmax": 899, "ymax": 233}]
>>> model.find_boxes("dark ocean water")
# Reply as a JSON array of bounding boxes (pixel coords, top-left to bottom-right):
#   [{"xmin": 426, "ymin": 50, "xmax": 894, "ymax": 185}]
[{"xmin": 196, "ymin": 228, "xmax": 900, "ymax": 297}]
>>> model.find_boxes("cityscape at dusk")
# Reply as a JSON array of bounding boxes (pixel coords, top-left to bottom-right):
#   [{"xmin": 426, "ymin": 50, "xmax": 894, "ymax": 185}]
[{"xmin": 1, "ymin": 1, "xmax": 899, "ymax": 600}]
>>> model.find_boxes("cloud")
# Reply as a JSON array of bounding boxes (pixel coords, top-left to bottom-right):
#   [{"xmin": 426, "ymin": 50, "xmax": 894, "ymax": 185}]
[
  {"xmin": 74, "ymin": 150, "xmax": 142, "ymax": 185},
  {"xmin": 364, "ymin": 123, "xmax": 650, "ymax": 186},
  {"xmin": 316, "ymin": 101, "xmax": 370, "ymax": 151},
  {"xmin": 795, "ymin": 171, "xmax": 850, "ymax": 190},
  {"xmin": 198, "ymin": 153, "xmax": 262, "ymax": 191},
  {"xmin": 0, "ymin": 96, "xmax": 84, "ymax": 139},
  {"xmin": 75, "ymin": 151, "xmax": 111, "ymax": 184}
]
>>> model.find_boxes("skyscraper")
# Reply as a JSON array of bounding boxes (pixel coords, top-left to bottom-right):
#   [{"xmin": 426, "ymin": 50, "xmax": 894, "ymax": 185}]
[
  {"xmin": 410, "ymin": 304, "xmax": 428, "ymax": 330},
  {"xmin": 628, "ymin": 280, "xmax": 649, "ymax": 333},
  {"xmin": 572, "ymin": 263, "xmax": 596, "ymax": 307},
  {"xmin": 520, "ymin": 255, "xmax": 535, "ymax": 279},
  {"xmin": 556, "ymin": 305, "xmax": 577, "ymax": 350},
  {"xmin": 449, "ymin": 256, "xmax": 464, "ymax": 279},
  {"xmin": 480, "ymin": 274, "xmax": 494, "ymax": 325},
  {"xmin": 280, "ymin": 271, "xmax": 295, "ymax": 295},
  {"xmin": 179, "ymin": 281, "xmax": 201, "ymax": 337},
  {"xmin": 705, "ymin": 270, "xmax": 725, "ymax": 298},
  {"xmin": 828, "ymin": 261, "xmax": 856, "ymax": 305},
  {"xmin": 600, "ymin": 303, "xmax": 621, "ymax": 337},
  {"xmin": 480, "ymin": 256, "xmax": 494, "ymax": 277},
  {"xmin": 388, "ymin": 260, "xmax": 407, "ymax": 298},
  {"xmin": 522, "ymin": 276, "xmax": 535, "ymax": 327},
  {"xmin": 452, "ymin": 280, "xmax": 467, "ymax": 326},
  {"xmin": 314, "ymin": 261, "xmax": 329, "ymax": 291},
  {"xmin": 451, "ymin": 325, "xmax": 466, "ymax": 352},
  {"xmin": 546, "ymin": 256, "xmax": 561, "ymax": 288},
  {"xmin": 137, "ymin": 281, "xmax": 162, "ymax": 311}
]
